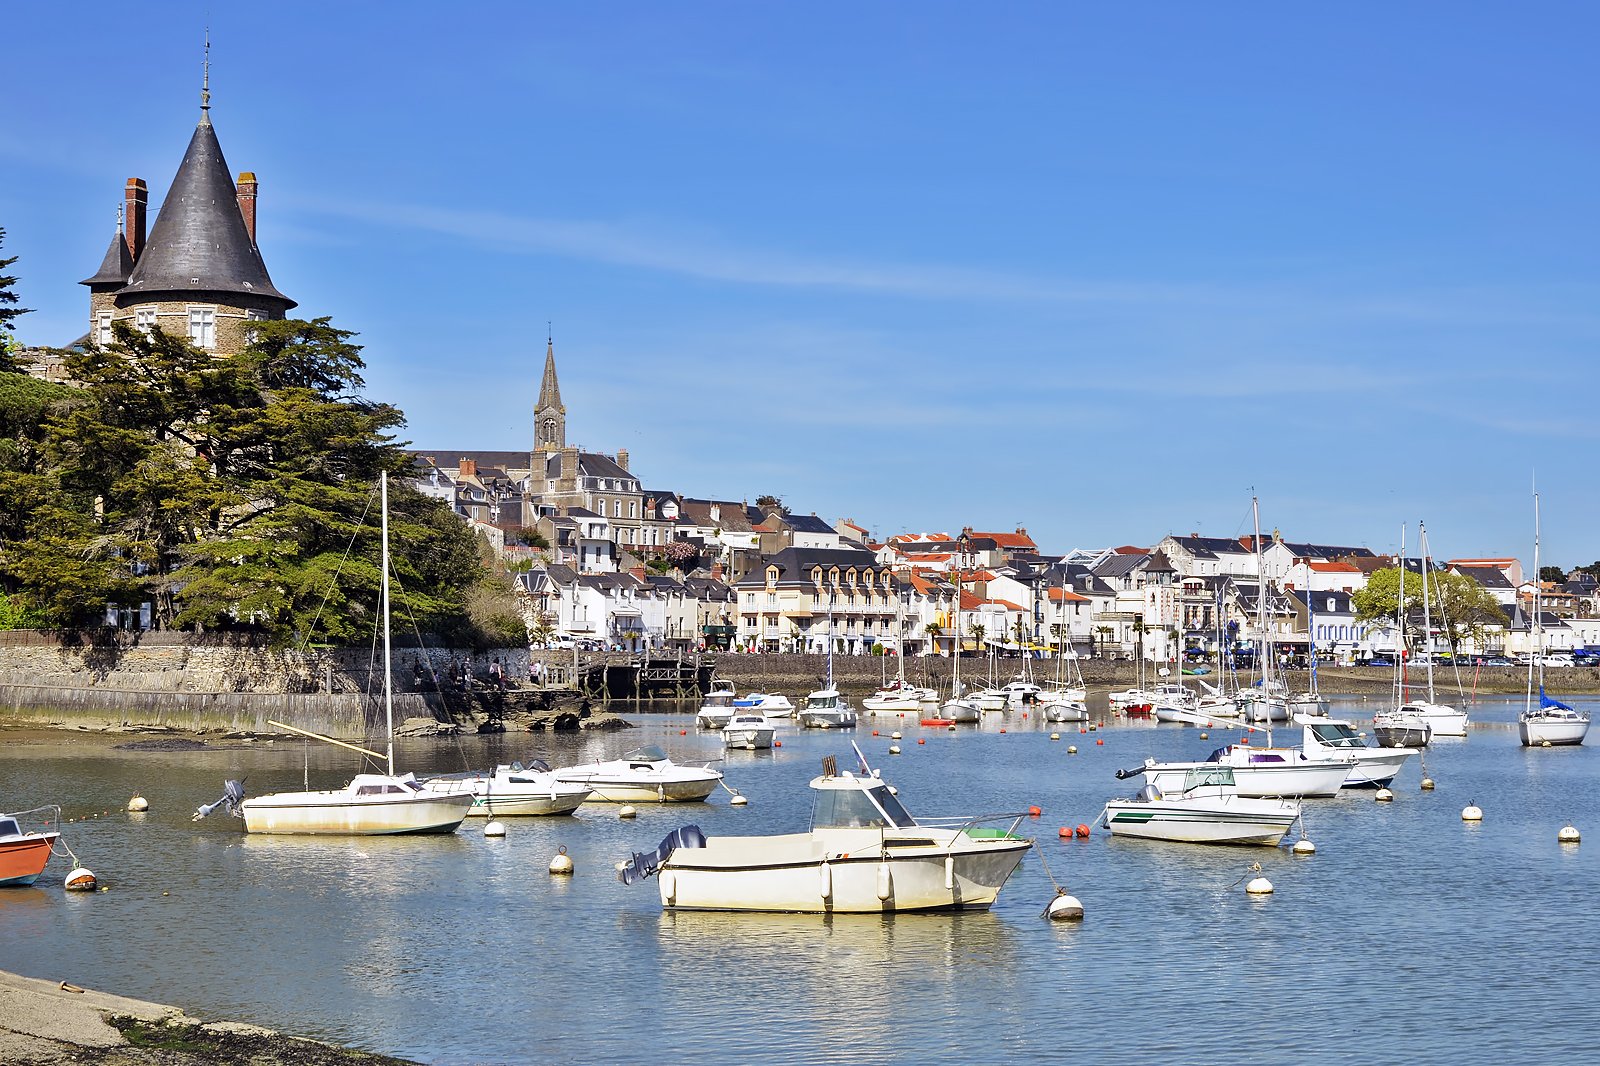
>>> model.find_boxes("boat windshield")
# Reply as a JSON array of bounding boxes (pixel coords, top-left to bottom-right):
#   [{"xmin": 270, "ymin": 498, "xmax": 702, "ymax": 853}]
[
  {"xmin": 807, "ymin": 694, "xmax": 839, "ymax": 709},
  {"xmin": 0, "ymin": 817, "xmax": 20, "ymax": 838},
  {"xmin": 1309, "ymin": 723, "xmax": 1362, "ymax": 747},
  {"xmin": 625, "ymin": 746, "xmax": 668, "ymax": 763},
  {"xmin": 1182, "ymin": 766, "xmax": 1236, "ymax": 792},
  {"xmin": 703, "ymin": 693, "xmax": 734, "ymax": 707},
  {"xmin": 812, "ymin": 783, "xmax": 916, "ymax": 829}
]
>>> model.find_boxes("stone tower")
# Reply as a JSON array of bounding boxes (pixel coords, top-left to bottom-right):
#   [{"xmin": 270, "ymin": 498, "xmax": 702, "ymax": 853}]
[
  {"xmin": 79, "ymin": 71, "xmax": 294, "ymax": 355},
  {"xmin": 533, "ymin": 336, "xmax": 566, "ymax": 455}
]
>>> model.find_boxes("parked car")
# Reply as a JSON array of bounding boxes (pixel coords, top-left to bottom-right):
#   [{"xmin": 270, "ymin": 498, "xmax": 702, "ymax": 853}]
[
  {"xmin": 1365, "ymin": 656, "xmax": 1394, "ymax": 668},
  {"xmin": 1540, "ymin": 654, "xmax": 1576, "ymax": 668},
  {"xmin": 1476, "ymin": 655, "xmax": 1515, "ymax": 667}
]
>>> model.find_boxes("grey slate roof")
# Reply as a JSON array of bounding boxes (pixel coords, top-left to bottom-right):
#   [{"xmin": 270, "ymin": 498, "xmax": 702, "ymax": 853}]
[
  {"xmin": 1453, "ymin": 565, "xmax": 1514, "ymax": 590},
  {"xmin": 81, "ymin": 232, "xmax": 134, "ymax": 288},
  {"xmin": 780, "ymin": 513, "xmax": 837, "ymax": 535},
  {"xmin": 1283, "ymin": 542, "xmax": 1377, "ymax": 560},
  {"xmin": 118, "ymin": 120, "xmax": 295, "ymax": 309}
]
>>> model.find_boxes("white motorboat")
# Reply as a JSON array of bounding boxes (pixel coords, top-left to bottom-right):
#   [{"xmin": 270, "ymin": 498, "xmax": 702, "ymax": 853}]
[
  {"xmin": 1197, "ymin": 693, "xmax": 1241, "ymax": 719},
  {"xmin": 200, "ymin": 474, "xmax": 473, "ymax": 837},
  {"xmin": 421, "ymin": 760, "xmax": 592, "ymax": 816},
  {"xmin": 1239, "ymin": 688, "xmax": 1290, "ymax": 723},
  {"xmin": 1298, "ymin": 720, "xmax": 1416, "ymax": 788},
  {"xmin": 862, "ymin": 682, "xmax": 926, "ymax": 714},
  {"xmin": 1399, "ymin": 699, "xmax": 1467, "ymax": 739},
  {"xmin": 798, "ymin": 687, "xmax": 858, "ymax": 729},
  {"xmin": 1518, "ymin": 496, "xmax": 1590, "ymax": 748},
  {"xmin": 696, "ymin": 680, "xmax": 739, "ymax": 729},
  {"xmin": 1102, "ymin": 766, "xmax": 1300, "ymax": 846},
  {"xmin": 553, "ymin": 745, "xmax": 724, "ymax": 803},
  {"xmin": 1002, "ymin": 680, "xmax": 1042, "ymax": 709},
  {"xmin": 971, "ymin": 687, "xmax": 1009, "ymax": 713},
  {"xmin": 620, "ymin": 752, "xmax": 1033, "ymax": 913},
  {"xmin": 1123, "ymin": 741, "xmax": 1353, "ymax": 799},
  {"xmin": 735, "ymin": 692, "xmax": 795, "ymax": 718},
  {"xmin": 722, "ymin": 712, "xmax": 777, "ymax": 750}
]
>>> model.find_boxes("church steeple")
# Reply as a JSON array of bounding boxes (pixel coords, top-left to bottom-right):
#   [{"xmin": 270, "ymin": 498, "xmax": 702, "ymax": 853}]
[{"xmin": 533, "ymin": 332, "xmax": 566, "ymax": 455}]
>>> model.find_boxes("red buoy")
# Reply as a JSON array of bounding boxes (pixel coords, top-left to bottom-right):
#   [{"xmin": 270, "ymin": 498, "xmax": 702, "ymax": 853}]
[
  {"xmin": 999, "ymin": 728, "xmax": 1007, "ymax": 734},
  {"xmin": 774, "ymin": 740, "xmax": 782, "ymax": 747},
  {"xmin": 1058, "ymin": 827, "xmax": 1072, "ymax": 838},
  {"xmin": 1096, "ymin": 738, "xmax": 1104, "ymax": 745},
  {"xmin": 917, "ymin": 738, "xmax": 926, "ymax": 745},
  {"xmin": 1075, "ymin": 824, "xmax": 1091, "ymax": 838},
  {"xmin": 1028, "ymin": 805, "xmax": 1043, "ymax": 817}
]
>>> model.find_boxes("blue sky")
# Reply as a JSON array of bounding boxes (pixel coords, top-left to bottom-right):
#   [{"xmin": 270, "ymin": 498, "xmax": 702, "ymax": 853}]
[{"xmin": 6, "ymin": 3, "xmax": 1599, "ymax": 566}]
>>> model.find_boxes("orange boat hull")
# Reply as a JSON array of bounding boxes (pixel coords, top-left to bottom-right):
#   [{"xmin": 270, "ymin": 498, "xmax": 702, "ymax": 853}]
[{"xmin": 0, "ymin": 833, "xmax": 58, "ymax": 887}]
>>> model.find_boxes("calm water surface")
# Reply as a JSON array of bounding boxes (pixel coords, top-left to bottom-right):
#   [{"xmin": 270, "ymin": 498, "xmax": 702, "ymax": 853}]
[{"xmin": 2, "ymin": 694, "xmax": 1597, "ymax": 1065}]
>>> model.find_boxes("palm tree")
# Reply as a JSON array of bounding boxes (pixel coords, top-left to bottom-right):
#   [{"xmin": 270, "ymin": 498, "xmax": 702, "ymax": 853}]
[
  {"xmin": 970, "ymin": 622, "xmax": 987, "ymax": 651},
  {"xmin": 925, "ymin": 621, "xmax": 944, "ymax": 655}
]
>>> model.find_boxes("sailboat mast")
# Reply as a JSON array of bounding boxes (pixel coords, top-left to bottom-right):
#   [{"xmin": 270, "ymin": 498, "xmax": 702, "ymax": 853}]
[
  {"xmin": 1529, "ymin": 493, "xmax": 1542, "ymax": 711},
  {"xmin": 1419, "ymin": 522, "xmax": 1436, "ymax": 702},
  {"xmin": 1396, "ymin": 524, "xmax": 1407, "ymax": 703},
  {"xmin": 1251, "ymin": 497, "xmax": 1271, "ymax": 733},
  {"xmin": 381, "ymin": 471, "xmax": 394, "ymax": 777}
]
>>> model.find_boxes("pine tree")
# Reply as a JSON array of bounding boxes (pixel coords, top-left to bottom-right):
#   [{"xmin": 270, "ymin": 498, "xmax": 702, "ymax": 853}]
[{"xmin": 0, "ymin": 227, "xmax": 35, "ymax": 371}]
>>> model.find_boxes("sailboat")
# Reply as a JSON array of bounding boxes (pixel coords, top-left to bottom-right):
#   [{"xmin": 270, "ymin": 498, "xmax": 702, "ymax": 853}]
[
  {"xmin": 939, "ymin": 576, "xmax": 980, "ymax": 723},
  {"xmin": 1373, "ymin": 525, "xmax": 1431, "ymax": 749},
  {"xmin": 863, "ymin": 587, "xmax": 935, "ymax": 712},
  {"xmin": 1238, "ymin": 527, "xmax": 1289, "ymax": 724},
  {"xmin": 799, "ymin": 594, "xmax": 858, "ymax": 729},
  {"xmin": 1195, "ymin": 587, "xmax": 1240, "ymax": 719},
  {"xmin": 1519, "ymin": 493, "xmax": 1589, "ymax": 747},
  {"xmin": 198, "ymin": 473, "xmax": 474, "ymax": 835},
  {"xmin": 1288, "ymin": 589, "xmax": 1331, "ymax": 721},
  {"xmin": 1396, "ymin": 522, "xmax": 1468, "ymax": 738}
]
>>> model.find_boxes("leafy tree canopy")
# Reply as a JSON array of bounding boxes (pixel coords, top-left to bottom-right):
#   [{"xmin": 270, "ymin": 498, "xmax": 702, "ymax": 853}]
[
  {"xmin": 0, "ymin": 318, "xmax": 491, "ymax": 645},
  {"xmin": 1539, "ymin": 565, "xmax": 1567, "ymax": 583},
  {"xmin": 1352, "ymin": 567, "xmax": 1508, "ymax": 652}
]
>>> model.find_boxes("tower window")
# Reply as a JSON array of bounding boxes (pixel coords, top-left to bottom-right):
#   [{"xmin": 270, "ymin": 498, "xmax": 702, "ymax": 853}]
[
  {"xmin": 96, "ymin": 311, "xmax": 113, "ymax": 346},
  {"xmin": 134, "ymin": 308, "xmax": 158, "ymax": 335},
  {"xmin": 187, "ymin": 306, "xmax": 215, "ymax": 349}
]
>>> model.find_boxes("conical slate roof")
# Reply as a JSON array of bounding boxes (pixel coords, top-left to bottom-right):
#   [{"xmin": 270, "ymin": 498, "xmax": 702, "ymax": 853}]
[
  {"xmin": 81, "ymin": 231, "xmax": 134, "ymax": 288},
  {"xmin": 119, "ymin": 119, "xmax": 295, "ymax": 309}
]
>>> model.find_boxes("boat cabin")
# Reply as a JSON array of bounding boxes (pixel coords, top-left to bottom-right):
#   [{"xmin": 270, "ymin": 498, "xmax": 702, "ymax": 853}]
[
  {"xmin": 809, "ymin": 771, "xmax": 916, "ymax": 830},
  {"xmin": 1304, "ymin": 721, "xmax": 1364, "ymax": 750},
  {"xmin": 349, "ymin": 773, "xmax": 425, "ymax": 796},
  {"xmin": 805, "ymin": 689, "xmax": 843, "ymax": 710},
  {"xmin": 623, "ymin": 746, "xmax": 670, "ymax": 768},
  {"xmin": 0, "ymin": 817, "xmax": 25, "ymax": 841}
]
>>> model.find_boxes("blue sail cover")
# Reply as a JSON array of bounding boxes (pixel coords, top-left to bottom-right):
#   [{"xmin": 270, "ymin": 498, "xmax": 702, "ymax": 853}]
[{"xmin": 1540, "ymin": 686, "xmax": 1575, "ymax": 712}]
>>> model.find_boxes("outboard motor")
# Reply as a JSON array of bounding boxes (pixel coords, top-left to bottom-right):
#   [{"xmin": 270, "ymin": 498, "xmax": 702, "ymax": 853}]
[
  {"xmin": 617, "ymin": 825, "xmax": 707, "ymax": 886},
  {"xmin": 192, "ymin": 780, "xmax": 246, "ymax": 821}
]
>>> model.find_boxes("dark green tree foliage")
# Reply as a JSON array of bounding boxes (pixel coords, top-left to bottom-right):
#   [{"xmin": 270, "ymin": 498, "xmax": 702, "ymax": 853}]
[
  {"xmin": 0, "ymin": 318, "xmax": 484, "ymax": 643},
  {"xmin": 1539, "ymin": 565, "xmax": 1566, "ymax": 583},
  {"xmin": 0, "ymin": 227, "xmax": 34, "ymax": 372}
]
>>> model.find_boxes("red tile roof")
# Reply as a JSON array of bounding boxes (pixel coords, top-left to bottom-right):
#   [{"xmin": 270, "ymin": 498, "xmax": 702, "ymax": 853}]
[{"xmin": 1048, "ymin": 588, "xmax": 1091, "ymax": 602}]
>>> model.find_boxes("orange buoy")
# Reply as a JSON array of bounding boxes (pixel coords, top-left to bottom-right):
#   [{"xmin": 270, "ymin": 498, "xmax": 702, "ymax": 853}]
[
  {"xmin": 1075, "ymin": 824, "xmax": 1091, "ymax": 838},
  {"xmin": 1240, "ymin": 737, "xmax": 1250, "ymax": 745},
  {"xmin": 1022, "ymin": 712, "xmax": 1028, "ymax": 719},
  {"xmin": 873, "ymin": 730, "xmax": 880, "ymax": 736},
  {"xmin": 1096, "ymin": 738, "xmax": 1104, "ymax": 745},
  {"xmin": 1058, "ymin": 827, "xmax": 1072, "ymax": 838},
  {"xmin": 1028, "ymin": 805, "xmax": 1043, "ymax": 817},
  {"xmin": 680, "ymin": 729, "xmax": 687, "ymax": 735},
  {"xmin": 774, "ymin": 740, "xmax": 782, "ymax": 748},
  {"xmin": 917, "ymin": 738, "xmax": 926, "ymax": 745}
]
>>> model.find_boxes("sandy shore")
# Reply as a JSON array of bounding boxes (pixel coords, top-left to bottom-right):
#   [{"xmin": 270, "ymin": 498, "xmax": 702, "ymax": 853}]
[{"xmin": 0, "ymin": 968, "xmax": 412, "ymax": 1065}]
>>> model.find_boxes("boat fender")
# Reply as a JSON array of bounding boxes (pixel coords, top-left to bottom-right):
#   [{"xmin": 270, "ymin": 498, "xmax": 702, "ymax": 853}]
[
  {"xmin": 819, "ymin": 861, "xmax": 833, "ymax": 899},
  {"xmin": 660, "ymin": 870, "xmax": 677, "ymax": 905},
  {"xmin": 944, "ymin": 855, "xmax": 955, "ymax": 890},
  {"xmin": 876, "ymin": 861, "xmax": 893, "ymax": 902}
]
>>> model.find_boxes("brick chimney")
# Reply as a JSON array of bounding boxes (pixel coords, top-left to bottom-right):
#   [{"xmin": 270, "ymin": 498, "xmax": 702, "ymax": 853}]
[
  {"xmin": 616, "ymin": 449, "xmax": 629, "ymax": 471},
  {"xmin": 630, "ymin": 565, "xmax": 648, "ymax": 580},
  {"xmin": 458, "ymin": 458, "xmax": 477, "ymax": 477},
  {"xmin": 124, "ymin": 178, "xmax": 147, "ymax": 262},
  {"xmin": 711, "ymin": 562, "xmax": 725, "ymax": 580},
  {"xmin": 559, "ymin": 446, "xmax": 578, "ymax": 490},
  {"xmin": 236, "ymin": 172, "xmax": 258, "ymax": 244}
]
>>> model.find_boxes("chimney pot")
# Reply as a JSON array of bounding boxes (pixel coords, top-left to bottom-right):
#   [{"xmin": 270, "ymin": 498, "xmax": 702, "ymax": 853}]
[
  {"xmin": 616, "ymin": 448, "xmax": 629, "ymax": 471},
  {"xmin": 458, "ymin": 458, "xmax": 477, "ymax": 477},
  {"xmin": 235, "ymin": 171, "xmax": 258, "ymax": 244},
  {"xmin": 124, "ymin": 178, "xmax": 148, "ymax": 261}
]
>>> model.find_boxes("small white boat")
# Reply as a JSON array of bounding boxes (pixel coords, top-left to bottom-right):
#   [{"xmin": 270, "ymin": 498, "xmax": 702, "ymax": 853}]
[
  {"xmin": 941, "ymin": 696, "xmax": 981, "ymax": 723},
  {"xmin": 1298, "ymin": 720, "xmax": 1416, "ymax": 789},
  {"xmin": 421, "ymin": 761, "xmax": 592, "ymax": 816},
  {"xmin": 240, "ymin": 772, "xmax": 473, "ymax": 835},
  {"xmin": 696, "ymin": 680, "xmax": 739, "ymax": 729},
  {"xmin": 1239, "ymin": 689, "xmax": 1290, "ymax": 723},
  {"xmin": 971, "ymin": 688, "xmax": 1009, "ymax": 713},
  {"xmin": 1125, "ymin": 743, "xmax": 1352, "ymax": 799},
  {"xmin": 621, "ymin": 753, "xmax": 1032, "ymax": 913},
  {"xmin": 1401, "ymin": 699, "xmax": 1467, "ymax": 739},
  {"xmin": 1520, "ymin": 693, "xmax": 1590, "ymax": 747},
  {"xmin": 735, "ymin": 692, "xmax": 794, "ymax": 718},
  {"xmin": 1002, "ymin": 680, "xmax": 1042, "ymax": 709},
  {"xmin": 1102, "ymin": 766, "xmax": 1300, "ymax": 846},
  {"xmin": 1040, "ymin": 697, "xmax": 1088, "ymax": 723},
  {"xmin": 861, "ymin": 686, "xmax": 924, "ymax": 713},
  {"xmin": 1372, "ymin": 707, "xmax": 1431, "ymax": 748},
  {"xmin": 798, "ymin": 688, "xmax": 858, "ymax": 729},
  {"xmin": 722, "ymin": 712, "xmax": 776, "ymax": 750},
  {"xmin": 553, "ymin": 746, "xmax": 723, "ymax": 803}
]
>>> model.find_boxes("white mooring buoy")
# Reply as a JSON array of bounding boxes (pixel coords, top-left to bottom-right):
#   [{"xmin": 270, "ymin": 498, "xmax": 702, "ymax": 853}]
[
  {"xmin": 64, "ymin": 868, "xmax": 97, "ymax": 892},
  {"xmin": 888, "ymin": 744, "xmax": 901, "ymax": 755},
  {"xmin": 1050, "ymin": 733, "xmax": 1061, "ymax": 741},
  {"xmin": 1292, "ymin": 838, "xmax": 1316, "ymax": 855},
  {"xmin": 548, "ymin": 846, "xmax": 574, "ymax": 875},
  {"xmin": 1462, "ymin": 802, "xmax": 1484, "ymax": 822},
  {"xmin": 1375, "ymin": 788, "xmax": 1395, "ymax": 803},
  {"xmin": 1067, "ymin": 745, "xmax": 1078, "ymax": 754},
  {"xmin": 1045, "ymin": 891, "xmax": 1085, "ymax": 921},
  {"xmin": 1199, "ymin": 732, "xmax": 1209, "ymax": 740},
  {"xmin": 1558, "ymin": 824, "xmax": 1581, "ymax": 844},
  {"xmin": 619, "ymin": 805, "xmax": 638, "ymax": 819},
  {"xmin": 126, "ymin": 795, "xmax": 148, "ymax": 813},
  {"xmin": 1246, "ymin": 875, "xmax": 1274, "ymax": 896},
  {"xmin": 1420, "ymin": 777, "xmax": 1436, "ymax": 791},
  {"xmin": 484, "ymin": 819, "xmax": 507, "ymax": 838},
  {"xmin": 730, "ymin": 794, "xmax": 749, "ymax": 806}
]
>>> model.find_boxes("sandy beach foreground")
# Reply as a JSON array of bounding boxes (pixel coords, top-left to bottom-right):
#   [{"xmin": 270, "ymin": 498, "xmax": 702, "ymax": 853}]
[{"xmin": 0, "ymin": 968, "xmax": 412, "ymax": 1066}]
